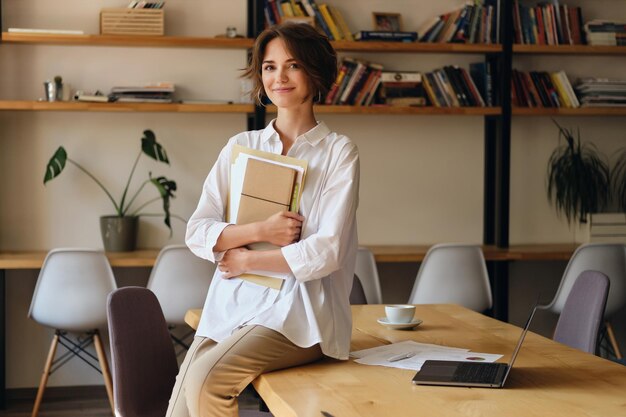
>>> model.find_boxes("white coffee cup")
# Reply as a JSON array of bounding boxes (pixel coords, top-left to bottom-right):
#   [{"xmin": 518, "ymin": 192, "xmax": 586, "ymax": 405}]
[{"xmin": 385, "ymin": 304, "xmax": 416, "ymax": 324}]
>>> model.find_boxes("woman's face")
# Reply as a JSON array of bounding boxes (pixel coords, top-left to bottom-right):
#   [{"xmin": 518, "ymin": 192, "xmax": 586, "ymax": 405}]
[{"xmin": 261, "ymin": 38, "xmax": 312, "ymax": 109}]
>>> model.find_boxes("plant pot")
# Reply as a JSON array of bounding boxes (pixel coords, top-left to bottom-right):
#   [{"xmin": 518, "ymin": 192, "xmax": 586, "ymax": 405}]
[{"xmin": 100, "ymin": 215, "xmax": 138, "ymax": 252}]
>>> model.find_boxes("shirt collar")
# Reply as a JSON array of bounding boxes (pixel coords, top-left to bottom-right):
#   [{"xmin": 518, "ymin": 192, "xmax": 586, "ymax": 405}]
[{"xmin": 261, "ymin": 119, "xmax": 330, "ymax": 147}]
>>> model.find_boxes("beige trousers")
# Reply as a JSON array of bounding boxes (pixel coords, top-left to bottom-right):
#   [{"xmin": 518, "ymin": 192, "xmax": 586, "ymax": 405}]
[{"xmin": 166, "ymin": 325, "xmax": 323, "ymax": 417}]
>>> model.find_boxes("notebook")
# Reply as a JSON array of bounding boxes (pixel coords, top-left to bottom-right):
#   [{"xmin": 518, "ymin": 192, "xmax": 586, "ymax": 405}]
[{"xmin": 411, "ymin": 303, "xmax": 538, "ymax": 388}]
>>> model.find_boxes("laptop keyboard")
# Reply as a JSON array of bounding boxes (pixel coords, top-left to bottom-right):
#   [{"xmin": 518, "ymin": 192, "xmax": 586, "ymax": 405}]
[{"xmin": 451, "ymin": 362, "xmax": 503, "ymax": 383}]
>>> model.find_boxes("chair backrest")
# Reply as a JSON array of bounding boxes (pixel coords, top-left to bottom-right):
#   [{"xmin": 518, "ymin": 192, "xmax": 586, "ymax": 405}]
[
  {"xmin": 107, "ymin": 287, "xmax": 178, "ymax": 417},
  {"xmin": 545, "ymin": 243, "xmax": 626, "ymax": 317},
  {"xmin": 553, "ymin": 270, "xmax": 610, "ymax": 354},
  {"xmin": 355, "ymin": 247, "xmax": 383, "ymax": 304},
  {"xmin": 29, "ymin": 248, "xmax": 117, "ymax": 331},
  {"xmin": 146, "ymin": 245, "xmax": 215, "ymax": 325},
  {"xmin": 349, "ymin": 274, "xmax": 367, "ymax": 305},
  {"xmin": 408, "ymin": 243, "xmax": 492, "ymax": 312}
]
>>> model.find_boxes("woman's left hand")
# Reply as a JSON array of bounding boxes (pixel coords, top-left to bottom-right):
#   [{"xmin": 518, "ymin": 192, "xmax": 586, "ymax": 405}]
[{"xmin": 217, "ymin": 247, "xmax": 250, "ymax": 279}]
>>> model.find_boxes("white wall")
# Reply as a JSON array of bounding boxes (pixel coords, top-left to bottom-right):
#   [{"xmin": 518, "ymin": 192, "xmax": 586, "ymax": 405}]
[{"xmin": 1, "ymin": 0, "xmax": 625, "ymax": 388}]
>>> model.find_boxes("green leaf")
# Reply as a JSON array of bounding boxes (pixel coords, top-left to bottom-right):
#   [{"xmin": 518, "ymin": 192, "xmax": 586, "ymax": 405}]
[
  {"xmin": 149, "ymin": 174, "xmax": 177, "ymax": 230},
  {"xmin": 141, "ymin": 129, "xmax": 169, "ymax": 164},
  {"xmin": 43, "ymin": 146, "xmax": 67, "ymax": 184}
]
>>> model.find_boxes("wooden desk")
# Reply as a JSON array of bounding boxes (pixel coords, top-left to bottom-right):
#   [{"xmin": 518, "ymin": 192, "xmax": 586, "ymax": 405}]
[
  {"xmin": 0, "ymin": 245, "xmax": 578, "ymax": 408},
  {"xmin": 184, "ymin": 305, "xmax": 626, "ymax": 416}
]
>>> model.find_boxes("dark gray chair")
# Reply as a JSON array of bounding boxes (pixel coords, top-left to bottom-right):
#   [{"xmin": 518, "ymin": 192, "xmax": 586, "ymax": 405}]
[
  {"xmin": 553, "ymin": 270, "xmax": 610, "ymax": 355},
  {"xmin": 350, "ymin": 274, "xmax": 368, "ymax": 304},
  {"xmin": 107, "ymin": 286, "xmax": 270, "ymax": 417}
]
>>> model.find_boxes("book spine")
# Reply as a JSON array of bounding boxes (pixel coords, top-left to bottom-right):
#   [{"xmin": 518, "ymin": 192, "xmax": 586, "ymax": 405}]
[
  {"xmin": 422, "ymin": 74, "xmax": 440, "ymax": 107},
  {"xmin": 318, "ymin": 3, "xmax": 342, "ymax": 41},
  {"xmin": 459, "ymin": 67, "xmax": 485, "ymax": 107},
  {"xmin": 329, "ymin": 5, "xmax": 354, "ymax": 41}
]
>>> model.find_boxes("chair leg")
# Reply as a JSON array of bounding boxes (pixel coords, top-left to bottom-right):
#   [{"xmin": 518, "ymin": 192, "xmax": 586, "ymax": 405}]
[
  {"xmin": 605, "ymin": 321, "xmax": 623, "ymax": 360},
  {"xmin": 93, "ymin": 331, "xmax": 115, "ymax": 414},
  {"xmin": 31, "ymin": 334, "xmax": 59, "ymax": 417}
]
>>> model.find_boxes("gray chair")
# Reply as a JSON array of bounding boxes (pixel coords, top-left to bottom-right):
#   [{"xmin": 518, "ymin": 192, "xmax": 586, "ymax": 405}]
[
  {"xmin": 355, "ymin": 247, "xmax": 383, "ymax": 304},
  {"xmin": 540, "ymin": 243, "xmax": 626, "ymax": 358},
  {"xmin": 553, "ymin": 270, "xmax": 610, "ymax": 355},
  {"xmin": 146, "ymin": 244, "xmax": 214, "ymax": 353},
  {"xmin": 29, "ymin": 248, "xmax": 116, "ymax": 417},
  {"xmin": 349, "ymin": 274, "xmax": 368, "ymax": 305},
  {"xmin": 408, "ymin": 244, "xmax": 492, "ymax": 312},
  {"xmin": 107, "ymin": 287, "xmax": 270, "ymax": 417}
]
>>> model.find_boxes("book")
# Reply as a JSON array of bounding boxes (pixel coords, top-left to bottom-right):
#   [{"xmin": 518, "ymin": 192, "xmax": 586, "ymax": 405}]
[
  {"xmin": 378, "ymin": 72, "xmax": 426, "ymax": 107},
  {"xmin": 329, "ymin": 5, "xmax": 353, "ymax": 41},
  {"xmin": 354, "ymin": 31, "xmax": 418, "ymax": 42},
  {"xmin": 318, "ymin": 3, "xmax": 341, "ymax": 41}
]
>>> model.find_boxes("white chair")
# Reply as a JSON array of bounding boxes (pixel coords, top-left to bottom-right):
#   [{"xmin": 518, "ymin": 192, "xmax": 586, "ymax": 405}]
[
  {"xmin": 539, "ymin": 243, "xmax": 626, "ymax": 359},
  {"xmin": 355, "ymin": 247, "xmax": 383, "ymax": 304},
  {"xmin": 28, "ymin": 248, "xmax": 116, "ymax": 417},
  {"xmin": 146, "ymin": 245, "xmax": 215, "ymax": 352},
  {"xmin": 408, "ymin": 243, "xmax": 492, "ymax": 312}
]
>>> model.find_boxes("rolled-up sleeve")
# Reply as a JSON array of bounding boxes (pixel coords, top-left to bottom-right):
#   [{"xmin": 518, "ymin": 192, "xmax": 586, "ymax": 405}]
[
  {"xmin": 282, "ymin": 142, "xmax": 359, "ymax": 282},
  {"xmin": 185, "ymin": 141, "xmax": 233, "ymax": 263}
]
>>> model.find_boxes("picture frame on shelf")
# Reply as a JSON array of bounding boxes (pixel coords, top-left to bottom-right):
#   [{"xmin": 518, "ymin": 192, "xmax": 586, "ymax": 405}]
[{"xmin": 372, "ymin": 12, "xmax": 402, "ymax": 32}]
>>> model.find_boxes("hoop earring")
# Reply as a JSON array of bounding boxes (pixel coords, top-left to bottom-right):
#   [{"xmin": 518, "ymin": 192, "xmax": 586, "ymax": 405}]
[{"xmin": 317, "ymin": 90, "xmax": 322, "ymax": 103}]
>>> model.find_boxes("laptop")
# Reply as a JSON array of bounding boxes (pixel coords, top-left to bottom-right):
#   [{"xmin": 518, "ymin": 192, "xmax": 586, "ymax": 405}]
[{"xmin": 411, "ymin": 303, "xmax": 538, "ymax": 388}]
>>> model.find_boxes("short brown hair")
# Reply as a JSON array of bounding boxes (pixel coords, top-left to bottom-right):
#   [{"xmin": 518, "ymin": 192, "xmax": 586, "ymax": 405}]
[{"xmin": 242, "ymin": 23, "xmax": 337, "ymax": 104}]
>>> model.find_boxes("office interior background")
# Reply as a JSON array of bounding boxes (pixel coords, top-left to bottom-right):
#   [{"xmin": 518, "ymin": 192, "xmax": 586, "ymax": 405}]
[{"xmin": 0, "ymin": 0, "xmax": 625, "ymax": 389}]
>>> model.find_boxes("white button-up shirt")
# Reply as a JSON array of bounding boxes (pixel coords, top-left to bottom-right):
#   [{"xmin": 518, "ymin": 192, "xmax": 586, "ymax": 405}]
[{"xmin": 186, "ymin": 120, "xmax": 359, "ymax": 360}]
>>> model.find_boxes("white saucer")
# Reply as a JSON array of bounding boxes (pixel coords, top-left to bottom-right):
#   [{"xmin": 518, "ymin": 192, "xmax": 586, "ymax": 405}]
[{"xmin": 377, "ymin": 317, "xmax": 423, "ymax": 330}]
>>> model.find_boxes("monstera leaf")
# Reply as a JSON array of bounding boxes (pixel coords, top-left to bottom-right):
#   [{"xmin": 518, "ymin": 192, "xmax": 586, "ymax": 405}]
[
  {"xmin": 141, "ymin": 130, "xmax": 169, "ymax": 164},
  {"xmin": 43, "ymin": 146, "xmax": 67, "ymax": 184},
  {"xmin": 150, "ymin": 174, "xmax": 177, "ymax": 229}
]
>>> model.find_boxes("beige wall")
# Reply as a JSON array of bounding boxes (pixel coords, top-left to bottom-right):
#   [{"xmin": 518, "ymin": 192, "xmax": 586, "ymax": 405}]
[{"xmin": 1, "ymin": 0, "xmax": 624, "ymax": 388}]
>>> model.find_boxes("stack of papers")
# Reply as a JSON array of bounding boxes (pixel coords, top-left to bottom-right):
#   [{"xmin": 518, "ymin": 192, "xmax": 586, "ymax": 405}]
[
  {"xmin": 350, "ymin": 340, "xmax": 502, "ymax": 371},
  {"xmin": 110, "ymin": 82, "xmax": 175, "ymax": 103}
]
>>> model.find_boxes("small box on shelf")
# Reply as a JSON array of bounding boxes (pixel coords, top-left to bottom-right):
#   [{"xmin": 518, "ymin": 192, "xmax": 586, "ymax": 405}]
[{"xmin": 100, "ymin": 8, "xmax": 164, "ymax": 36}]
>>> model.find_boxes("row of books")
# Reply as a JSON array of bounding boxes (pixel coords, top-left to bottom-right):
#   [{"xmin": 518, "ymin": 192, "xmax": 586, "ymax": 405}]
[
  {"xmin": 576, "ymin": 78, "xmax": 626, "ymax": 107},
  {"xmin": 264, "ymin": 0, "xmax": 354, "ymax": 41},
  {"xmin": 423, "ymin": 66, "xmax": 487, "ymax": 107},
  {"xmin": 511, "ymin": 70, "xmax": 579, "ymax": 108},
  {"xmin": 417, "ymin": 0, "xmax": 500, "ymax": 44},
  {"xmin": 126, "ymin": 1, "xmax": 164, "ymax": 9},
  {"xmin": 323, "ymin": 57, "xmax": 492, "ymax": 108},
  {"xmin": 324, "ymin": 58, "xmax": 382, "ymax": 105},
  {"xmin": 584, "ymin": 20, "xmax": 626, "ymax": 46},
  {"xmin": 513, "ymin": 1, "xmax": 584, "ymax": 45}
]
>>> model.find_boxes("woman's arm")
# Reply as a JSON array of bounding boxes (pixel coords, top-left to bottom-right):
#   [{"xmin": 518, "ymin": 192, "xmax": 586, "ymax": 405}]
[
  {"xmin": 213, "ymin": 211, "xmax": 304, "ymax": 252},
  {"xmin": 217, "ymin": 247, "xmax": 292, "ymax": 278}
]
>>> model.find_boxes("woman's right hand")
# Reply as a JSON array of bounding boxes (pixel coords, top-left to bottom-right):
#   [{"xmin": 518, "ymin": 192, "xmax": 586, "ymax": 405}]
[{"xmin": 260, "ymin": 211, "xmax": 305, "ymax": 246}]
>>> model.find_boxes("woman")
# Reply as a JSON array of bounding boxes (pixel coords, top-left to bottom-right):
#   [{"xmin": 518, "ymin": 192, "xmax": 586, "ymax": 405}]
[{"xmin": 167, "ymin": 22, "xmax": 359, "ymax": 417}]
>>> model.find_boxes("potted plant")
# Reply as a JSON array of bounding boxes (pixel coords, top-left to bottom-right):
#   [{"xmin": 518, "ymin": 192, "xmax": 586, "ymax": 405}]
[
  {"xmin": 43, "ymin": 129, "xmax": 180, "ymax": 251},
  {"xmin": 546, "ymin": 120, "xmax": 610, "ymax": 226}
]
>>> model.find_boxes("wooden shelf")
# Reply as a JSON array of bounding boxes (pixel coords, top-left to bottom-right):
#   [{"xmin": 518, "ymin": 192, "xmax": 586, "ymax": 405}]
[
  {"xmin": 332, "ymin": 40, "xmax": 502, "ymax": 54},
  {"xmin": 513, "ymin": 44, "xmax": 626, "ymax": 55},
  {"xmin": 266, "ymin": 105, "xmax": 502, "ymax": 116},
  {"xmin": 0, "ymin": 244, "xmax": 578, "ymax": 269},
  {"xmin": 512, "ymin": 107, "xmax": 626, "ymax": 116},
  {"xmin": 1, "ymin": 32, "xmax": 254, "ymax": 48},
  {"xmin": 0, "ymin": 100, "xmax": 254, "ymax": 113}
]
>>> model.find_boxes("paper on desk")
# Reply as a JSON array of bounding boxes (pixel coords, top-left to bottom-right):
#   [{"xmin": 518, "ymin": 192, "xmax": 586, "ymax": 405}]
[{"xmin": 351, "ymin": 341, "xmax": 503, "ymax": 371}]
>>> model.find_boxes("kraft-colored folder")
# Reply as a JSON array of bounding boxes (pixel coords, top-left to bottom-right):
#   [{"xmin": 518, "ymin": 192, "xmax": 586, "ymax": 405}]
[{"xmin": 228, "ymin": 145, "xmax": 308, "ymax": 289}]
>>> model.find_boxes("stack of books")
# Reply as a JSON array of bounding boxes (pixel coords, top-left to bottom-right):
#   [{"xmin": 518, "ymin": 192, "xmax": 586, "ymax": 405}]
[
  {"xmin": 422, "ymin": 66, "xmax": 486, "ymax": 107},
  {"xmin": 263, "ymin": 0, "xmax": 353, "ymax": 41},
  {"xmin": 576, "ymin": 78, "xmax": 626, "ymax": 107},
  {"xmin": 378, "ymin": 72, "xmax": 426, "ymax": 106},
  {"xmin": 109, "ymin": 82, "xmax": 175, "ymax": 103},
  {"xmin": 126, "ymin": 1, "xmax": 165, "ymax": 8},
  {"xmin": 417, "ymin": 0, "xmax": 500, "ymax": 44},
  {"xmin": 324, "ymin": 58, "xmax": 383, "ymax": 106},
  {"xmin": 511, "ymin": 70, "xmax": 579, "ymax": 108},
  {"xmin": 354, "ymin": 31, "xmax": 417, "ymax": 43},
  {"xmin": 584, "ymin": 20, "xmax": 626, "ymax": 46},
  {"xmin": 513, "ymin": 0, "xmax": 584, "ymax": 45}
]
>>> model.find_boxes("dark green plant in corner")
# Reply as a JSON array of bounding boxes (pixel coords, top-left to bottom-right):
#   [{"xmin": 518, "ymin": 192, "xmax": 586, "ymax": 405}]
[
  {"xmin": 546, "ymin": 120, "xmax": 610, "ymax": 225},
  {"xmin": 43, "ymin": 130, "xmax": 180, "ymax": 232}
]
